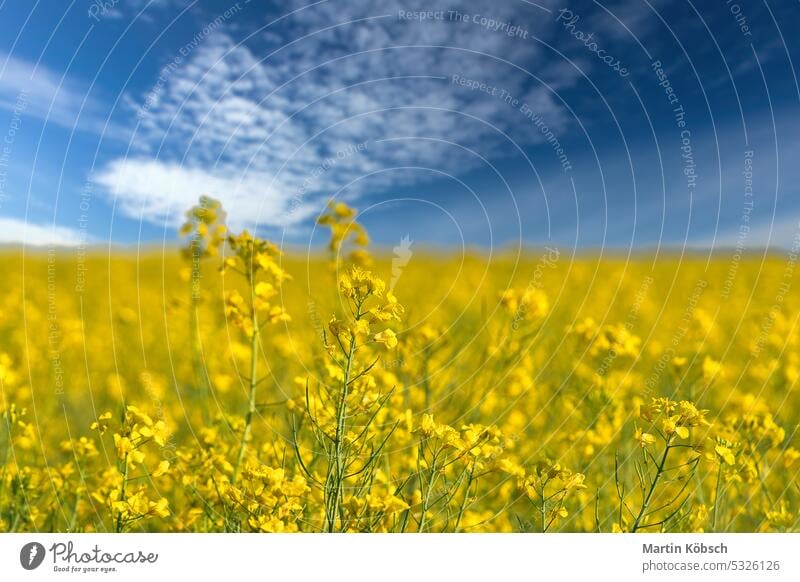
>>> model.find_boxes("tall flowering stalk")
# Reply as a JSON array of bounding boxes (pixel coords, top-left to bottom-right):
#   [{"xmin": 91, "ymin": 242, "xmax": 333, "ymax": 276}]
[
  {"xmin": 617, "ymin": 398, "xmax": 709, "ymax": 532},
  {"xmin": 292, "ymin": 267, "xmax": 403, "ymax": 531},
  {"xmin": 89, "ymin": 407, "xmax": 170, "ymax": 532},
  {"xmin": 316, "ymin": 200, "xmax": 371, "ymax": 268},
  {"xmin": 179, "ymin": 197, "xmax": 226, "ymax": 419},
  {"xmin": 519, "ymin": 458, "xmax": 586, "ymax": 533},
  {"xmin": 221, "ymin": 230, "xmax": 290, "ymax": 484}
]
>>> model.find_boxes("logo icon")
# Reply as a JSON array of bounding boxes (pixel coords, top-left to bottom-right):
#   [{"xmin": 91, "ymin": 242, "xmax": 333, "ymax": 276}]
[
  {"xmin": 390, "ymin": 235, "xmax": 413, "ymax": 291},
  {"xmin": 20, "ymin": 542, "xmax": 46, "ymax": 570}
]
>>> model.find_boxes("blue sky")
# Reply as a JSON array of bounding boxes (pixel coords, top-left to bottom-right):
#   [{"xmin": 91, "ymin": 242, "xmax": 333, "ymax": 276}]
[{"xmin": 0, "ymin": 0, "xmax": 798, "ymax": 250}]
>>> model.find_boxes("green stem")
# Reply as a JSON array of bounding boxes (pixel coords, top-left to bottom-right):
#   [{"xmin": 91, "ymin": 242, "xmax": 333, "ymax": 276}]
[
  {"xmin": 632, "ymin": 439, "xmax": 672, "ymax": 532},
  {"xmin": 69, "ymin": 491, "xmax": 81, "ymax": 532},
  {"xmin": 233, "ymin": 286, "xmax": 260, "ymax": 485},
  {"xmin": 418, "ymin": 449, "xmax": 438, "ymax": 533},
  {"xmin": 0, "ymin": 428, "xmax": 9, "ymax": 499},
  {"xmin": 454, "ymin": 469, "xmax": 475, "ymax": 532},
  {"xmin": 711, "ymin": 462, "xmax": 723, "ymax": 532},
  {"xmin": 754, "ymin": 452, "xmax": 774, "ymax": 506},
  {"xmin": 326, "ymin": 332, "xmax": 356, "ymax": 532},
  {"xmin": 188, "ymin": 237, "xmax": 210, "ymax": 423},
  {"xmin": 541, "ymin": 487, "xmax": 547, "ymax": 533},
  {"xmin": 116, "ymin": 453, "xmax": 129, "ymax": 533}
]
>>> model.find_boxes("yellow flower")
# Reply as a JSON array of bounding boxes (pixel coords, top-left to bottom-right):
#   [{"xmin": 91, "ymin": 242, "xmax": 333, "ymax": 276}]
[
  {"xmin": 113, "ymin": 434, "xmax": 133, "ymax": 460},
  {"xmin": 416, "ymin": 414, "xmax": 437, "ymax": 438},
  {"xmin": 373, "ymin": 329, "xmax": 398, "ymax": 349},
  {"xmin": 328, "ymin": 316, "xmax": 349, "ymax": 338},
  {"xmin": 90, "ymin": 411, "xmax": 113, "ymax": 434},
  {"xmin": 715, "ymin": 444, "xmax": 735, "ymax": 466},
  {"xmin": 661, "ymin": 416, "xmax": 689, "ymax": 439},
  {"xmin": 634, "ymin": 427, "xmax": 656, "ymax": 448},
  {"xmin": 254, "ymin": 281, "xmax": 276, "ymax": 300},
  {"xmin": 153, "ymin": 498, "xmax": 170, "ymax": 518},
  {"xmin": 332, "ymin": 201, "xmax": 355, "ymax": 219},
  {"xmin": 784, "ymin": 447, "xmax": 800, "ymax": 469},
  {"xmin": 353, "ymin": 319, "xmax": 370, "ymax": 337},
  {"xmin": 563, "ymin": 473, "xmax": 586, "ymax": 490},
  {"xmin": 672, "ymin": 356, "xmax": 688, "ymax": 371}
]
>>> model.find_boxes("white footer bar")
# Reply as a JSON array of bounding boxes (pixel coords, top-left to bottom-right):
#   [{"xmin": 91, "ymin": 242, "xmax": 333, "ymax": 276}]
[{"xmin": 1, "ymin": 534, "xmax": 797, "ymax": 581}]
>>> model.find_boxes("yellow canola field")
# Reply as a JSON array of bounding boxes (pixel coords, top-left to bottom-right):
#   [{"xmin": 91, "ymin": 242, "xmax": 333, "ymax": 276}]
[{"xmin": 0, "ymin": 200, "xmax": 798, "ymax": 533}]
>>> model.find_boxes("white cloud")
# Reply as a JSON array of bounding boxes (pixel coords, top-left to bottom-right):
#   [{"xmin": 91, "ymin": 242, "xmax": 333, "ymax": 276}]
[
  {"xmin": 94, "ymin": 157, "xmax": 318, "ymax": 228},
  {"xmin": 0, "ymin": 217, "xmax": 86, "ymax": 247},
  {"xmin": 98, "ymin": 0, "xmax": 581, "ymax": 230}
]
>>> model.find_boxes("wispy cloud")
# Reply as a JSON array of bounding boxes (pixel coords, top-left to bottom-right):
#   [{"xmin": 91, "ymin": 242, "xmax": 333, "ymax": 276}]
[
  {"xmin": 0, "ymin": 217, "xmax": 86, "ymax": 246},
  {"xmin": 0, "ymin": 52, "xmax": 127, "ymax": 139},
  {"xmin": 97, "ymin": 0, "xmax": 579, "ymax": 231}
]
